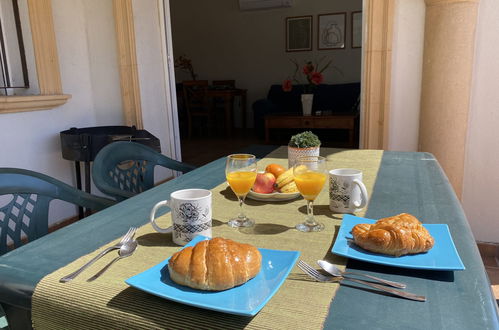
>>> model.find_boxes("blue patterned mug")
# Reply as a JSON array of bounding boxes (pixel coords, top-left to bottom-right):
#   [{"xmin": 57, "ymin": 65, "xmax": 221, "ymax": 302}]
[
  {"xmin": 150, "ymin": 189, "xmax": 212, "ymax": 245},
  {"xmin": 329, "ymin": 169, "xmax": 369, "ymax": 213}
]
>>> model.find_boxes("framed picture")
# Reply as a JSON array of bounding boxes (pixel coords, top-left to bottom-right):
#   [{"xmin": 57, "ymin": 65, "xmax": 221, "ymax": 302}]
[
  {"xmin": 317, "ymin": 13, "xmax": 346, "ymax": 50},
  {"xmin": 352, "ymin": 11, "xmax": 362, "ymax": 48},
  {"xmin": 285, "ymin": 16, "xmax": 312, "ymax": 52}
]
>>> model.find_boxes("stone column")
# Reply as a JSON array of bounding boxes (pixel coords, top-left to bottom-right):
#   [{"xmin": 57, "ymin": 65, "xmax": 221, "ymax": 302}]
[{"xmin": 419, "ymin": 0, "xmax": 480, "ymax": 198}]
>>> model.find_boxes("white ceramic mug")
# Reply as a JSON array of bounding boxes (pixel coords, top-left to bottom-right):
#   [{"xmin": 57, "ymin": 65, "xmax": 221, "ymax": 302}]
[
  {"xmin": 329, "ymin": 169, "xmax": 369, "ymax": 213},
  {"xmin": 149, "ymin": 189, "xmax": 212, "ymax": 246}
]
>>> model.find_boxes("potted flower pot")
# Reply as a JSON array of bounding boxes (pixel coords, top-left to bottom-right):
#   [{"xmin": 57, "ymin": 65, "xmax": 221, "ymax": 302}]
[{"xmin": 287, "ymin": 131, "xmax": 321, "ymax": 168}]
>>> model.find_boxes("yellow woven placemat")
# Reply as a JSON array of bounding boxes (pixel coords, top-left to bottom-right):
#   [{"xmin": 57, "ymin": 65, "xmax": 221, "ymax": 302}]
[{"xmin": 32, "ymin": 147, "xmax": 383, "ymax": 330}]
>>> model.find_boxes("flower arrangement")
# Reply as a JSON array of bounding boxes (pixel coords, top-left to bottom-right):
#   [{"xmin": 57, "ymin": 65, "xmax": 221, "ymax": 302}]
[
  {"xmin": 282, "ymin": 58, "xmax": 332, "ymax": 94},
  {"xmin": 174, "ymin": 55, "xmax": 197, "ymax": 80}
]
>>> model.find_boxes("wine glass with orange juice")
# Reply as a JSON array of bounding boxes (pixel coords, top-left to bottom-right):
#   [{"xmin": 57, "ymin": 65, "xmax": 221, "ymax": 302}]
[
  {"xmin": 226, "ymin": 154, "xmax": 257, "ymax": 227},
  {"xmin": 293, "ymin": 156, "xmax": 327, "ymax": 232}
]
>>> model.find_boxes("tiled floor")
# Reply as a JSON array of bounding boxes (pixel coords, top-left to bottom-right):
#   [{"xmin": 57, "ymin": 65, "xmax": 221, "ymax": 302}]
[
  {"xmin": 181, "ymin": 131, "xmax": 499, "ymax": 304},
  {"xmin": 478, "ymin": 243, "xmax": 499, "ymax": 302}
]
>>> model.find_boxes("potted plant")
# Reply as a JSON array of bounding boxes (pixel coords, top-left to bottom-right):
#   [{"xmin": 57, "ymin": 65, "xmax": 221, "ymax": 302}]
[{"xmin": 288, "ymin": 131, "xmax": 321, "ymax": 167}]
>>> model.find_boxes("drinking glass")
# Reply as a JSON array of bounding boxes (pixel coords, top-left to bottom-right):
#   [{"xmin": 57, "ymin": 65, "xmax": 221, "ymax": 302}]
[
  {"xmin": 225, "ymin": 154, "xmax": 257, "ymax": 228},
  {"xmin": 293, "ymin": 156, "xmax": 327, "ymax": 232}
]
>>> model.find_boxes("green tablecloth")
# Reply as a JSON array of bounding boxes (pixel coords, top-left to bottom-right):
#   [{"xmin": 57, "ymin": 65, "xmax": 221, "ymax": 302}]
[{"xmin": 32, "ymin": 147, "xmax": 383, "ymax": 329}]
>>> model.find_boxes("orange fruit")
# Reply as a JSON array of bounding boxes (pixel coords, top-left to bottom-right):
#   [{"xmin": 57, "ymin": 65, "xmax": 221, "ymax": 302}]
[{"xmin": 265, "ymin": 163, "xmax": 286, "ymax": 178}]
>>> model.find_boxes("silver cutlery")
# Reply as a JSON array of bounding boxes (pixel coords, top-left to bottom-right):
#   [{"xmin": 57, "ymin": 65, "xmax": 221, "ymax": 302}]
[
  {"xmin": 87, "ymin": 239, "xmax": 138, "ymax": 281},
  {"xmin": 297, "ymin": 260, "xmax": 426, "ymax": 302},
  {"xmin": 317, "ymin": 260, "xmax": 406, "ymax": 289},
  {"xmin": 59, "ymin": 227, "xmax": 137, "ymax": 283}
]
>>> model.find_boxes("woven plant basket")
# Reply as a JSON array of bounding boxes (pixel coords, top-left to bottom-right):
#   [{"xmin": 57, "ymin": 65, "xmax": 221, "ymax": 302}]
[{"xmin": 288, "ymin": 146, "xmax": 320, "ymax": 168}]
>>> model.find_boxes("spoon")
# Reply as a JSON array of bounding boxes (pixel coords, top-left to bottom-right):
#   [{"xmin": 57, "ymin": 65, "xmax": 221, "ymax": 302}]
[
  {"xmin": 87, "ymin": 240, "xmax": 138, "ymax": 282},
  {"xmin": 317, "ymin": 260, "xmax": 407, "ymax": 289}
]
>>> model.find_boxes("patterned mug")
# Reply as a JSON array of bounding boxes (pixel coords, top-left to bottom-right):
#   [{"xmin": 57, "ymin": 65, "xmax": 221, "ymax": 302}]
[
  {"xmin": 150, "ymin": 189, "xmax": 212, "ymax": 246},
  {"xmin": 329, "ymin": 169, "xmax": 369, "ymax": 213}
]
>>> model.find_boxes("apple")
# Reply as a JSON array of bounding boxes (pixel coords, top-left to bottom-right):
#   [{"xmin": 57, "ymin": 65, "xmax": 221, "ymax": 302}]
[{"xmin": 252, "ymin": 172, "xmax": 276, "ymax": 193}]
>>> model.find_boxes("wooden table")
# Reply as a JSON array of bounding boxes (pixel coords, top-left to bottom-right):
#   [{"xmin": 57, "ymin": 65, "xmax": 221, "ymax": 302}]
[
  {"xmin": 265, "ymin": 113, "xmax": 359, "ymax": 147},
  {"xmin": 207, "ymin": 88, "xmax": 247, "ymax": 136},
  {"xmin": 0, "ymin": 145, "xmax": 497, "ymax": 329}
]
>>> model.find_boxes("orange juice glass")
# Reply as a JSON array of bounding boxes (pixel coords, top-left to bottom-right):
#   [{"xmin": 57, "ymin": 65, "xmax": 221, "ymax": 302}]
[
  {"xmin": 225, "ymin": 154, "xmax": 257, "ymax": 228},
  {"xmin": 293, "ymin": 156, "xmax": 327, "ymax": 232},
  {"xmin": 226, "ymin": 171, "xmax": 257, "ymax": 197}
]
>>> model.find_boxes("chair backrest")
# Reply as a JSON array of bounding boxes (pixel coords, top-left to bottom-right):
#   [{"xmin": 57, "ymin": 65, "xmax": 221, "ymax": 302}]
[
  {"xmin": 212, "ymin": 80, "xmax": 235, "ymax": 88},
  {"xmin": 0, "ymin": 168, "xmax": 115, "ymax": 255},
  {"xmin": 92, "ymin": 141, "xmax": 196, "ymax": 201},
  {"xmin": 182, "ymin": 80, "xmax": 209, "ymax": 113}
]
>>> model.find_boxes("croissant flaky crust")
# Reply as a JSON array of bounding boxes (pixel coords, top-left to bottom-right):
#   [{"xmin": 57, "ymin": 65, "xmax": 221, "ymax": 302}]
[
  {"xmin": 351, "ymin": 213, "xmax": 435, "ymax": 257},
  {"xmin": 168, "ymin": 237, "xmax": 262, "ymax": 291}
]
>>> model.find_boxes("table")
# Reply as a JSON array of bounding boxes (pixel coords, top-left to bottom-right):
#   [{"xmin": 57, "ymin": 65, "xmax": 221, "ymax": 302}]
[
  {"xmin": 0, "ymin": 145, "xmax": 498, "ymax": 329},
  {"xmin": 265, "ymin": 113, "xmax": 359, "ymax": 147},
  {"xmin": 207, "ymin": 88, "xmax": 247, "ymax": 136}
]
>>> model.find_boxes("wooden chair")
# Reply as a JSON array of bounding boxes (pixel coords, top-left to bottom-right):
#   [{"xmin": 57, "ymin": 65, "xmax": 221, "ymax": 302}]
[
  {"xmin": 0, "ymin": 168, "xmax": 115, "ymax": 255},
  {"xmin": 92, "ymin": 141, "xmax": 196, "ymax": 201},
  {"xmin": 212, "ymin": 80, "xmax": 235, "ymax": 88},
  {"xmin": 182, "ymin": 80, "xmax": 214, "ymax": 138}
]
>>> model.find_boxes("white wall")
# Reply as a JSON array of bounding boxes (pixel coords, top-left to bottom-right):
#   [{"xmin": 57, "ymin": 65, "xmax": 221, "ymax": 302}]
[
  {"xmin": 388, "ymin": 0, "xmax": 425, "ymax": 151},
  {"xmin": 0, "ymin": 0, "xmax": 172, "ymax": 225},
  {"xmin": 462, "ymin": 0, "xmax": 499, "ymax": 243},
  {"xmin": 170, "ymin": 0, "xmax": 362, "ymax": 127}
]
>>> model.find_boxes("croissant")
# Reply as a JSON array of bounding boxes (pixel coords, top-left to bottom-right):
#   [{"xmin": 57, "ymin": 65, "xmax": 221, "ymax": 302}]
[
  {"xmin": 168, "ymin": 237, "xmax": 262, "ymax": 291},
  {"xmin": 351, "ymin": 213, "xmax": 434, "ymax": 257}
]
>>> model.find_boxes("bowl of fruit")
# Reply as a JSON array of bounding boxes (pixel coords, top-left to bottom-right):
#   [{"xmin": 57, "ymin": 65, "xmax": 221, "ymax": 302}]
[{"xmin": 247, "ymin": 163, "xmax": 302, "ymax": 201}]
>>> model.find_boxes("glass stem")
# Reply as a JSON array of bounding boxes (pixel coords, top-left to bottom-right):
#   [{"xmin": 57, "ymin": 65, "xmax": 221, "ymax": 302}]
[
  {"xmin": 306, "ymin": 199, "xmax": 316, "ymax": 225},
  {"xmin": 238, "ymin": 196, "xmax": 246, "ymax": 220}
]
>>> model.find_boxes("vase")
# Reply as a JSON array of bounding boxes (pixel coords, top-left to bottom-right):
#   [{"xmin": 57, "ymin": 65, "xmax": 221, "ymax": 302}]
[
  {"xmin": 301, "ymin": 94, "xmax": 314, "ymax": 116},
  {"xmin": 288, "ymin": 145, "xmax": 320, "ymax": 168}
]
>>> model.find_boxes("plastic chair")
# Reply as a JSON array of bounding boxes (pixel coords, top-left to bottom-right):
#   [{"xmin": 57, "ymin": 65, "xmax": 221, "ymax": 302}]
[
  {"xmin": 0, "ymin": 168, "xmax": 116, "ymax": 256},
  {"xmin": 92, "ymin": 141, "xmax": 196, "ymax": 201}
]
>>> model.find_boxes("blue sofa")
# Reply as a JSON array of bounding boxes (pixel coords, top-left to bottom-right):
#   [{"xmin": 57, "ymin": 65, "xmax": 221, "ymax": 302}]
[{"xmin": 252, "ymin": 83, "xmax": 360, "ymax": 136}]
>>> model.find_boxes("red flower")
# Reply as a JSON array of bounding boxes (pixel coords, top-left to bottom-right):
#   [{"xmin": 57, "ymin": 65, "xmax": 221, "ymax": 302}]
[
  {"xmin": 282, "ymin": 79, "xmax": 293, "ymax": 92},
  {"xmin": 310, "ymin": 72, "xmax": 324, "ymax": 85},
  {"xmin": 302, "ymin": 62, "xmax": 314, "ymax": 75}
]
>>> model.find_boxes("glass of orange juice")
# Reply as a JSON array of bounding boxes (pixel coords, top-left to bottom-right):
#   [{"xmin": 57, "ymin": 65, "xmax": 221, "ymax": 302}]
[
  {"xmin": 293, "ymin": 156, "xmax": 327, "ymax": 232},
  {"xmin": 226, "ymin": 154, "xmax": 257, "ymax": 228}
]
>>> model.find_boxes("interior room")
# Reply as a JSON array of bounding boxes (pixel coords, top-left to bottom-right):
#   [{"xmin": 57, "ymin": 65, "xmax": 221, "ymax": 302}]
[
  {"xmin": 170, "ymin": 0, "xmax": 362, "ymax": 155},
  {"xmin": 0, "ymin": 0, "xmax": 497, "ymax": 329}
]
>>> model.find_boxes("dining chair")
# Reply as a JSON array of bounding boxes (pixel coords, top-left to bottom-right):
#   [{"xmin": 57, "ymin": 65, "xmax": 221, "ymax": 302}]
[
  {"xmin": 182, "ymin": 80, "xmax": 216, "ymax": 138},
  {"xmin": 92, "ymin": 141, "xmax": 196, "ymax": 201},
  {"xmin": 0, "ymin": 168, "xmax": 116, "ymax": 256},
  {"xmin": 212, "ymin": 80, "xmax": 235, "ymax": 88}
]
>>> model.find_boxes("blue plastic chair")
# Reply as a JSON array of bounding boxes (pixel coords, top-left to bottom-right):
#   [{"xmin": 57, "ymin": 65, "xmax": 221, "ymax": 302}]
[
  {"xmin": 92, "ymin": 141, "xmax": 196, "ymax": 201},
  {"xmin": 0, "ymin": 168, "xmax": 116, "ymax": 256}
]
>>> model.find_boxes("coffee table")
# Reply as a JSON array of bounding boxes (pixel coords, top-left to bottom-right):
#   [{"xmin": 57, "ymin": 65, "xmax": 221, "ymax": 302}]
[{"xmin": 264, "ymin": 113, "xmax": 359, "ymax": 147}]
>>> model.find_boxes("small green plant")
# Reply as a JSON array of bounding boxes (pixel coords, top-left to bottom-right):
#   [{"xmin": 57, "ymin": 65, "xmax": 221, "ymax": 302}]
[{"xmin": 289, "ymin": 131, "xmax": 321, "ymax": 148}]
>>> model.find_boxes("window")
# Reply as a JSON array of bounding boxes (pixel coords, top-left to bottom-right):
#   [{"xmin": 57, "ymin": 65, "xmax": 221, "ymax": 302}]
[{"xmin": 0, "ymin": 0, "xmax": 29, "ymax": 95}]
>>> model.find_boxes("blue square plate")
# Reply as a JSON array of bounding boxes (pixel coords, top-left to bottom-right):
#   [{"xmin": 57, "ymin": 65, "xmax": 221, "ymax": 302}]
[
  {"xmin": 331, "ymin": 215, "xmax": 465, "ymax": 270},
  {"xmin": 125, "ymin": 236, "xmax": 300, "ymax": 316}
]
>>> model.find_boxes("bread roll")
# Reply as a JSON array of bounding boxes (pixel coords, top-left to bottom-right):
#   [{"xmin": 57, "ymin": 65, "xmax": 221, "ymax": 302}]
[
  {"xmin": 351, "ymin": 213, "xmax": 434, "ymax": 257},
  {"xmin": 168, "ymin": 237, "xmax": 262, "ymax": 291}
]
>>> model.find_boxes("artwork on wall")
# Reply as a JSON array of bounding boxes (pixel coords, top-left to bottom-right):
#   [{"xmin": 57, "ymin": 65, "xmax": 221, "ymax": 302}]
[
  {"xmin": 352, "ymin": 11, "xmax": 362, "ymax": 48},
  {"xmin": 317, "ymin": 13, "xmax": 346, "ymax": 50},
  {"xmin": 285, "ymin": 16, "xmax": 312, "ymax": 52}
]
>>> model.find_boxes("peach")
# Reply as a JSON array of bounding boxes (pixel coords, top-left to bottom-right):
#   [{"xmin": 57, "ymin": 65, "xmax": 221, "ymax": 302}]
[{"xmin": 252, "ymin": 173, "xmax": 276, "ymax": 193}]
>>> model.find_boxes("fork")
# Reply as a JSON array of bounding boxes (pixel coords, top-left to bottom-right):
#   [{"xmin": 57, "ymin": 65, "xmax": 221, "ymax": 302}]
[
  {"xmin": 297, "ymin": 260, "xmax": 426, "ymax": 302},
  {"xmin": 59, "ymin": 227, "xmax": 137, "ymax": 283}
]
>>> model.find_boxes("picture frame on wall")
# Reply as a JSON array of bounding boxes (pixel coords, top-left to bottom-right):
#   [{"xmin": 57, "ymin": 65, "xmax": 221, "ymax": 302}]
[
  {"xmin": 352, "ymin": 11, "xmax": 362, "ymax": 48},
  {"xmin": 285, "ymin": 16, "xmax": 312, "ymax": 52},
  {"xmin": 317, "ymin": 13, "xmax": 346, "ymax": 50}
]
